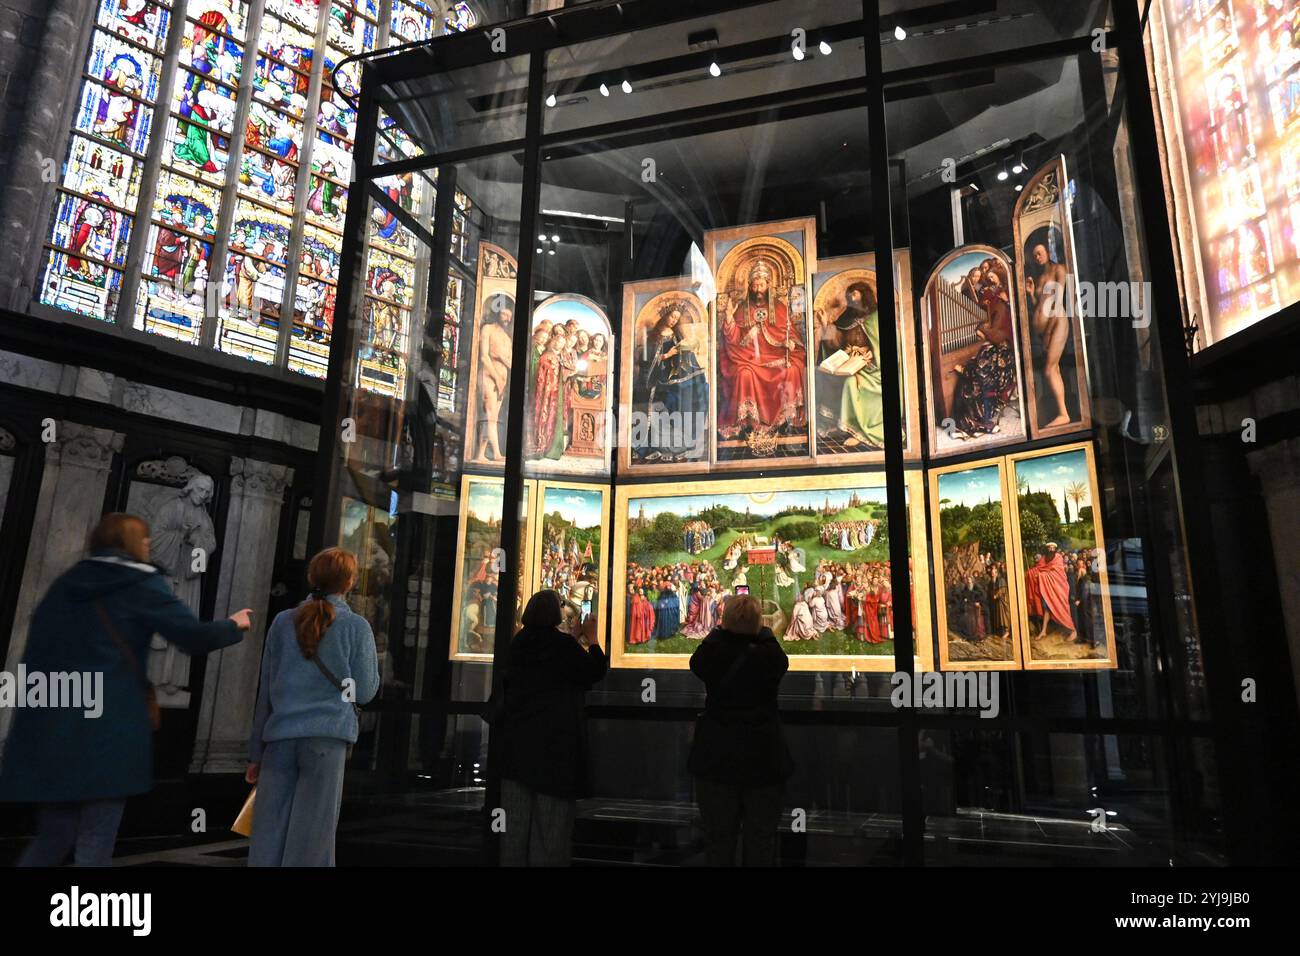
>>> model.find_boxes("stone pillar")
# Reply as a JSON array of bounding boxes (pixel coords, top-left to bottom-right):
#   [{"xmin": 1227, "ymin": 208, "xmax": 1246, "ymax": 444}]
[
  {"xmin": 0, "ymin": 421, "xmax": 122, "ymax": 746},
  {"xmin": 190, "ymin": 457, "xmax": 293, "ymax": 774},
  {"xmin": 1246, "ymin": 438, "xmax": 1300, "ymax": 712},
  {"xmin": 0, "ymin": 0, "xmax": 92, "ymax": 310}
]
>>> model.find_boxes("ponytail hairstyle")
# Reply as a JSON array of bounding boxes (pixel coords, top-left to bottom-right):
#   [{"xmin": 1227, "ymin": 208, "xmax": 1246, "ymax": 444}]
[{"xmin": 294, "ymin": 547, "xmax": 359, "ymax": 659}]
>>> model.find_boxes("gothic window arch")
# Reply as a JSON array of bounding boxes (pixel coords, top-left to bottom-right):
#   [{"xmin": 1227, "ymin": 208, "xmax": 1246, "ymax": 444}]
[{"xmin": 35, "ymin": 0, "xmax": 480, "ymax": 393}]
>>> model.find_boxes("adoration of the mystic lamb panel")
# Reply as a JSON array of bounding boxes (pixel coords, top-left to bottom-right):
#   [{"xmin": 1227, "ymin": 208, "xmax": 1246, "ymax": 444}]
[
  {"xmin": 1013, "ymin": 156, "xmax": 1093, "ymax": 439},
  {"xmin": 523, "ymin": 294, "xmax": 614, "ymax": 479},
  {"xmin": 619, "ymin": 278, "xmax": 711, "ymax": 475},
  {"xmin": 463, "ymin": 242, "xmax": 519, "ymax": 468},
  {"xmin": 704, "ymin": 217, "xmax": 816, "ymax": 468},
  {"xmin": 610, "ymin": 472, "xmax": 932, "ymax": 672},
  {"xmin": 928, "ymin": 457, "xmax": 1023, "ymax": 671},
  {"xmin": 449, "ymin": 475, "xmax": 533, "ymax": 662},
  {"xmin": 1007, "ymin": 442, "xmax": 1115, "ymax": 670},
  {"xmin": 810, "ymin": 251, "xmax": 921, "ymax": 463},
  {"xmin": 921, "ymin": 245, "xmax": 1029, "ymax": 457}
]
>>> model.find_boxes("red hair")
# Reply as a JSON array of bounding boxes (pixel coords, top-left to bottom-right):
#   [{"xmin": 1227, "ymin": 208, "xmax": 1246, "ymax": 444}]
[{"xmin": 293, "ymin": 547, "xmax": 358, "ymax": 659}]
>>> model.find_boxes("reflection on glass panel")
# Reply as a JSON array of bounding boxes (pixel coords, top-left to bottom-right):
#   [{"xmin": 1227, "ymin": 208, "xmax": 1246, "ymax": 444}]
[
  {"xmin": 1148, "ymin": 0, "xmax": 1300, "ymax": 343},
  {"xmin": 879, "ymin": 0, "xmax": 1111, "ymax": 72},
  {"xmin": 543, "ymin": 0, "xmax": 865, "ymax": 135},
  {"xmin": 916, "ymin": 728, "xmax": 1222, "ymax": 865}
]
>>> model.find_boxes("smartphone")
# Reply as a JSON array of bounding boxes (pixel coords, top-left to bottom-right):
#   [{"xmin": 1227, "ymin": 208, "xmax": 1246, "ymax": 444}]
[
  {"xmin": 581, "ymin": 599, "xmax": 592, "ymax": 619},
  {"xmin": 734, "ymin": 585, "xmax": 749, "ymax": 595}
]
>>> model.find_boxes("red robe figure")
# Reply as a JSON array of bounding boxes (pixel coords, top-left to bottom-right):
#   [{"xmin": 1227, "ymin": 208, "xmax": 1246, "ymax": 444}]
[
  {"xmin": 718, "ymin": 258, "xmax": 807, "ymax": 438},
  {"xmin": 1023, "ymin": 543, "xmax": 1075, "ymax": 639}
]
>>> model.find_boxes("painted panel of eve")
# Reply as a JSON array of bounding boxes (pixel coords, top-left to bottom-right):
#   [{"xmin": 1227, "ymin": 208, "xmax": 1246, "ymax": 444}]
[
  {"xmin": 1013, "ymin": 155, "xmax": 1093, "ymax": 439},
  {"xmin": 704, "ymin": 217, "xmax": 817, "ymax": 469},
  {"xmin": 921, "ymin": 244, "xmax": 1028, "ymax": 457}
]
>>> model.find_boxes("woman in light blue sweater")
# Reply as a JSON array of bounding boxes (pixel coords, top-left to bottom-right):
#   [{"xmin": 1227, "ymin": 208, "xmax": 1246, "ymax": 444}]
[{"xmin": 246, "ymin": 547, "xmax": 379, "ymax": 866}]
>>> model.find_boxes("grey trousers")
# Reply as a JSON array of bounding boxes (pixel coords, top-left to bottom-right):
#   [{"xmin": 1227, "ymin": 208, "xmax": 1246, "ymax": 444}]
[
  {"xmin": 499, "ymin": 778, "xmax": 576, "ymax": 866},
  {"xmin": 249, "ymin": 737, "xmax": 348, "ymax": 867},
  {"xmin": 17, "ymin": 799, "xmax": 127, "ymax": 867}
]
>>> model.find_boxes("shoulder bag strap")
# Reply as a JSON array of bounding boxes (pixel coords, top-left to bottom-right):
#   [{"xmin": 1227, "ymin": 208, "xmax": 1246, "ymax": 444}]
[{"xmin": 310, "ymin": 632, "xmax": 364, "ymax": 716}]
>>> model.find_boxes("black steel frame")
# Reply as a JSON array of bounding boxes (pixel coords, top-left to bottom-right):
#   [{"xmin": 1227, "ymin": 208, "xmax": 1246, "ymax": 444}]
[{"xmin": 307, "ymin": 0, "xmax": 1244, "ymax": 865}]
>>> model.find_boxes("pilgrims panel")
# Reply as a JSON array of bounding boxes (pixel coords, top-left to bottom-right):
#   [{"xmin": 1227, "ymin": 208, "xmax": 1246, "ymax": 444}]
[
  {"xmin": 449, "ymin": 475, "xmax": 533, "ymax": 663},
  {"xmin": 522, "ymin": 294, "xmax": 614, "ymax": 479},
  {"xmin": 920, "ymin": 245, "xmax": 1028, "ymax": 457},
  {"xmin": 530, "ymin": 480, "xmax": 610, "ymax": 650},
  {"xmin": 1006, "ymin": 442, "xmax": 1115, "ymax": 670},
  {"xmin": 928, "ymin": 457, "xmax": 1022, "ymax": 671},
  {"xmin": 810, "ymin": 250, "xmax": 920, "ymax": 464},
  {"xmin": 618, "ymin": 277, "xmax": 711, "ymax": 475},
  {"xmin": 611, "ymin": 472, "xmax": 932, "ymax": 673},
  {"xmin": 1013, "ymin": 156, "xmax": 1093, "ymax": 439},
  {"xmin": 704, "ymin": 217, "xmax": 816, "ymax": 469},
  {"xmin": 462, "ymin": 242, "xmax": 519, "ymax": 469}
]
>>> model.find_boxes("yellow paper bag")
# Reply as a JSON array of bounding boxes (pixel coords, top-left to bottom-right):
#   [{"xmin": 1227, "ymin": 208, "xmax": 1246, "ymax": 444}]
[{"xmin": 232, "ymin": 787, "xmax": 256, "ymax": 837}]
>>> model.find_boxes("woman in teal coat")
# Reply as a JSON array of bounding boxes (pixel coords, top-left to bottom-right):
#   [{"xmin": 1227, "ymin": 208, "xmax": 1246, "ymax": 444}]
[{"xmin": 0, "ymin": 513, "xmax": 251, "ymax": 866}]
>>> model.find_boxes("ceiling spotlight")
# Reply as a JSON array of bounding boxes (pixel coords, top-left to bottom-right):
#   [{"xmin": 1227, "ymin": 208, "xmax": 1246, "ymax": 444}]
[
  {"xmin": 997, "ymin": 164, "xmax": 1009, "ymax": 182},
  {"xmin": 792, "ymin": 43, "xmax": 805, "ymax": 61},
  {"xmin": 536, "ymin": 247, "xmax": 543, "ymax": 253},
  {"xmin": 968, "ymin": 182, "xmax": 980, "ymax": 192},
  {"xmin": 551, "ymin": 234, "xmax": 560, "ymax": 242},
  {"xmin": 1015, "ymin": 183, "xmax": 1024, "ymax": 191},
  {"xmin": 819, "ymin": 39, "xmax": 832, "ymax": 55},
  {"xmin": 539, "ymin": 233, "xmax": 547, "ymax": 240},
  {"xmin": 545, "ymin": 92, "xmax": 556, "ymax": 107},
  {"xmin": 894, "ymin": 25, "xmax": 907, "ymax": 41},
  {"xmin": 599, "ymin": 82, "xmax": 609, "ymax": 96},
  {"xmin": 548, "ymin": 249, "xmax": 555, "ymax": 255},
  {"xmin": 1012, "ymin": 160, "xmax": 1024, "ymax": 174},
  {"xmin": 621, "ymin": 79, "xmax": 632, "ymax": 93},
  {"xmin": 709, "ymin": 61, "xmax": 721, "ymax": 77}
]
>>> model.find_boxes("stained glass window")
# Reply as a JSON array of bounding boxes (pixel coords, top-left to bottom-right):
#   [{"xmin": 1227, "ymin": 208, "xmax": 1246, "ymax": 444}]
[{"xmin": 39, "ymin": 0, "xmax": 483, "ymax": 377}]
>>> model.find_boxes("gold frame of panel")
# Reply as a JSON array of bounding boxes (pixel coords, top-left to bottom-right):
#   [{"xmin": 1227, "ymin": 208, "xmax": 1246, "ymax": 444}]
[
  {"xmin": 920, "ymin": 243, "xmax": 1030, "ymax": 458},
  {"xmin": 704, "ymin": 215, "xmax": 818, "ymax": 471},
  {"xmin": 927, "ymin": 455, "xmax": 1025, "ymax": 671},
  {"xmin": 528, "ymin": 478, "xmax": 611, "ymax": 651},
  {"xmin": 1005, "ymin": 440, "xmax": 1117, "ymax": 670},
  {"xmin": 1012, "ymin": 155, "xmax": 1094, "ymax": 440},
  {"xmin": 617, "ymin": 276, "xmax": 713, "ymax": 476},
  {"xmin": 610, "ymin": 469, "xmax": 932, "ymax": 672},
  {"xmin": 447, "ymin": 473, "xmax": 534, "ymax": 663},
  {"xmin": 523, "ymin": 292, "xmax": 615, "ymax": 480},
  {"xmin": 461, "ymin": 241, "xmax": 518, "ymax": 471},
  {"xmin": 809, "ymin": 249, "xmax": 922, "ymax": 465}
]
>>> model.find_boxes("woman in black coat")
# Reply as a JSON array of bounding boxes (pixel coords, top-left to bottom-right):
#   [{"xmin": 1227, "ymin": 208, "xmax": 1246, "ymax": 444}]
[
  {"xmin": 688, "ymin": 594, "xmax": 792, "ymax": 866},
  {"xmin": 497, "ymin": 590, "xmax": 607, "ymax": 866}
]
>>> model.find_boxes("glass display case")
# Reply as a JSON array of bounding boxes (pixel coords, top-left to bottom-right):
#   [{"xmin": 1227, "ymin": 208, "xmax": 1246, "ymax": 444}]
[{"xmin": 307, "ymin": 0, "xmax": 1228, "ymax": 865}]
